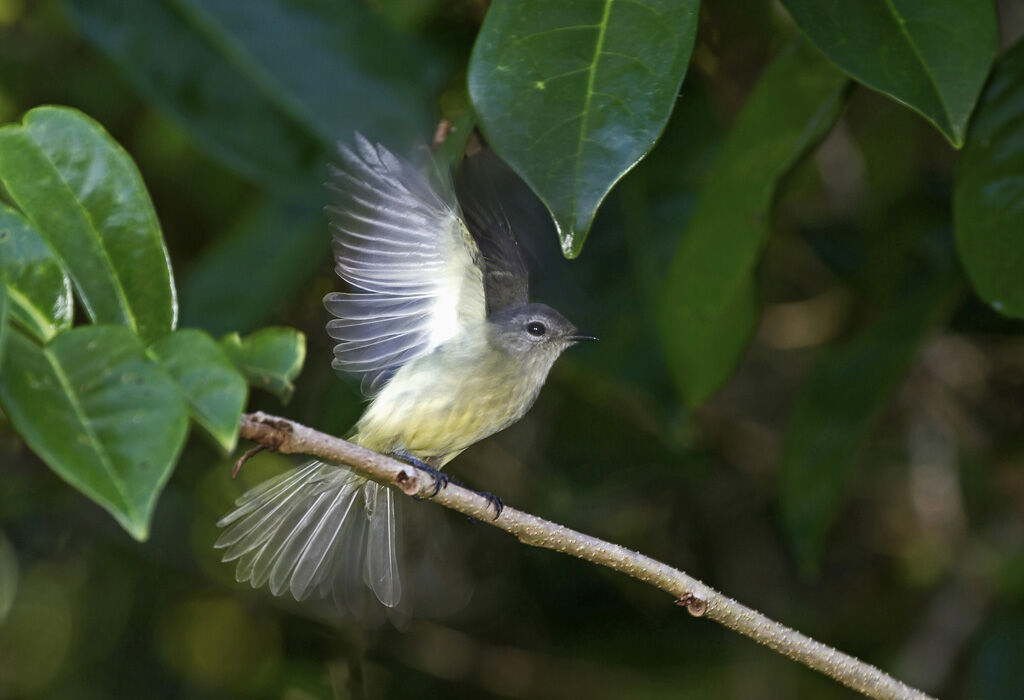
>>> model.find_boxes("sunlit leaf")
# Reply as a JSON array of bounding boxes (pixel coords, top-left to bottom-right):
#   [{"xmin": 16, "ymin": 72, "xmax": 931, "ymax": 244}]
[
  {"xmin": 468, "ymin": 0, "xmax": 699, "ymax": 256},
  {"xmin": 782, "ymin": 0, "xmax": 997, "ymax": 147},
  {"xmin": 149, "ymin": 329, "xmax": 248, "ymax": 453},
  {"xmin": 220, "ymin": 327, "xmax": 305, "ymax": 403},
  {"xmin": 0, "ymin": 200, "xmax": 73, "ymax": 345},
  {"xmin": 63, "ymin": 0, "xmax": 446, "ymax": 192},
  {"xmin": 0, "ymin": 326, "xmax": 189, "ymax": 541},
  {"xmin": 0, "ymin": 106, "xmax": 176, "ymax": 345},
  {"xmin": 659, "ymin": 40, "xmax": 849, "ymax": 407},
  {"xmin": 0, "ymin": 202, "xmax": 73, "ymax": 342},
  {"xmin": 780, "ymin": 271, "xmax": 961, "ymax": 571},
  {"xmin": 954, "ymin": 37, "xmax": 1024, "ymax": 319}
]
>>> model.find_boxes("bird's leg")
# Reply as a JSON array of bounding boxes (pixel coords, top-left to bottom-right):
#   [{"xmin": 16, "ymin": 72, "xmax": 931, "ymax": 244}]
[
  {"xmin": 389, "ymin": 451, "xmax": 504, "ymax": 518},
  {"xmin": 391, "ymin": 451, "xmax": 448, "ymax": 496},
  {"xmin": 474, "ymin": 491, "xmax": 504, "ymax": 520}
]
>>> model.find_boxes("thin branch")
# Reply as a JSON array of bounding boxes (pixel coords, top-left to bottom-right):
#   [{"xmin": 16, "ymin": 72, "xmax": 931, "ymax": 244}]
[{"xmin": 238, "ymin": 411, "xmax": 935, "ymax": 700}]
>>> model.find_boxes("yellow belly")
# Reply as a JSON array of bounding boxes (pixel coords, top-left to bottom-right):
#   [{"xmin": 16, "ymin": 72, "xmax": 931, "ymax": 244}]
[{"xmin": 352, "ymin": 336, "xmax": 542, "ymax": 462}]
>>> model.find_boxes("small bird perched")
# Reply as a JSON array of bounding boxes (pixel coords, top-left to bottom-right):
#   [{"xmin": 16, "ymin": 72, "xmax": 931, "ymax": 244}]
[{"xmin": 215, "ymin": 135, "xmax": 594, "ymax": 613}]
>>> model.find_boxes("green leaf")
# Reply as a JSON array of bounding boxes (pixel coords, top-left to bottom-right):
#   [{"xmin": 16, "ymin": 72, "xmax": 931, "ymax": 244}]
[
  {"xmin": 220, "ymin": 327, "xmax": 305, "ymax": 403},
  {"xmin": 179, "ymin": 197, "xmax": 326, "ymax": 336},
  {"xmin": 780, "ymin": 273, "xmax": 961, "ymax": 571},
  {"xmin": 658, "ymin": 40, "xmax": 849, "ymax": 408},
  {"xmin": 0, "ymin": 106, "xmax": 177, "ymax": 345},
  {"xmin": 0, "ymin": 202, "xmax": 72, "ymax": 342},
  {"xmin": 468, "ymin": 0, "xmax": 699, "ymax": 257},
  {"xmin": 63, "ymin": 0, "xmax": 446, "ymax": 191},
  {"xmin": 0, "ymin": 326, "xmax": 189, "ymax": 541},
  {"xmin": 781, "ymin": 0, "xmax": 997, "ymax": 147},
  {"xmin": 149, "ymin": 329, "xmax": 248, "ymax": 453},
  {"xmin": 954, "ymin": 38, "xmax": 1024, "ymax": 319}
]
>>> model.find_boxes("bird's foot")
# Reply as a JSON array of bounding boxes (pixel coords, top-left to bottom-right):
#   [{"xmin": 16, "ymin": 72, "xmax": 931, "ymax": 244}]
[
  {"xmin": 389, "ymin": 452, "xmax": 503, "ymax": 518},
  {"xmin": 475, "ymin": 490, "xmax": 504, "ymax": 519},
  {"xmin": 391, "ymin": 452, "xmax": 448, "ymax": 497}
]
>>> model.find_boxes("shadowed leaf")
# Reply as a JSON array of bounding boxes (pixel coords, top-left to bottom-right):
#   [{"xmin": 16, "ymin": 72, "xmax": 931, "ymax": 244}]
[
  {"xmin": 63, "ymin": 0, "xmax": 446, "ymax": 192},
  {"xmin": 180, "ymin": 197, "xmax": 326, "ymax": 336},
  {"xmin": 659, "ymin": 40, "xmax": 849, "ymax": 407},
  {"xmin": 780, "ymin": 271, "xmax": 961, "ymax": 571},
  {"xmin": 468, "ymin": 0, "xmax": 699, "ymax": 256},
  {"xmin": 782, "ymin": 0, "xmax": 997, "ymax": 147},
  {"xmin": 954, "ymin": 37, "xmax": 1024, "ymax": 319}
]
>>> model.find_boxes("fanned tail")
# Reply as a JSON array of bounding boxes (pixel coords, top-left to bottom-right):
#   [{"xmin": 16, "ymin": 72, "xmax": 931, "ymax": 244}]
[{"xmin": 215, "ymin": 461, "xmax": 403, "ymax": 611}]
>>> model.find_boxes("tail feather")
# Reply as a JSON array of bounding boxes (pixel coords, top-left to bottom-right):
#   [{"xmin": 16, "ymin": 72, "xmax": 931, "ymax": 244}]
[
  {"xmin": 215, "ymin": 460, "xmax": 404, "ymax": 612},
  {"xmin": 289, "ymin": 481, "xmax": 363, "ymax": 601},
  {"xmin": 365, "ymin": 485, "xmax": 402, "ymax": 606}
]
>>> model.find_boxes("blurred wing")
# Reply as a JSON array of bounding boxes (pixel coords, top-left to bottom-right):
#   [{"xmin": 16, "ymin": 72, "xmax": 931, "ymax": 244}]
[
  {"xmin": 324, "ymin": 135, "xmax": 486, "ymax": 395},
  {"xmin": 457, "ymin": 153, "xmax": 529, "ymax": 313}
]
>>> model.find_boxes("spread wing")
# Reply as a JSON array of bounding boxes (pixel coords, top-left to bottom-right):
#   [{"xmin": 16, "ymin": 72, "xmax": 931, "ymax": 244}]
[
  {"xmin": 324, "ymin": 135, "xmax": 486, "ymax": 396},
  {"xmin": 456, "ymin": 153, "xmax": 529, "ymax": 313}
]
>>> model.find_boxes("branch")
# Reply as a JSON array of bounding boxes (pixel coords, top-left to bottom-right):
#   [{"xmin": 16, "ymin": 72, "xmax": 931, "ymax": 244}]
[{"xmin": 238, "ymin": 411, "xmax": 934, "ymax": 700}]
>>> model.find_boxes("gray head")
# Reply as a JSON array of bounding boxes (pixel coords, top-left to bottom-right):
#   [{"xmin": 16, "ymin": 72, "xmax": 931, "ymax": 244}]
[{"xmin": 487, "ymin": 303, "xmax": 596, "ymax": 362}]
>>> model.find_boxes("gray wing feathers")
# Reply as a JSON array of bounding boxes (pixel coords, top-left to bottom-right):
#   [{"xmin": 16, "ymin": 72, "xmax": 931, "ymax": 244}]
[
  {"xmin": 215, "ymin": 461, "xmax": 403, "ymax": 611},
  {"xmin": 457, "ymin": 155, "xmax": 529, "ymax": 313},
  {"xmin": 325, "ymin": 134, "xmax": 486, "ymax": 396}
]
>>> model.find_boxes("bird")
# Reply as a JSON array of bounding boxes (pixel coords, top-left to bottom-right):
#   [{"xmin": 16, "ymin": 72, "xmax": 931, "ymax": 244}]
[{"xmin": 214, "ymin": 134, "xmax": 595, "ymax": 614}]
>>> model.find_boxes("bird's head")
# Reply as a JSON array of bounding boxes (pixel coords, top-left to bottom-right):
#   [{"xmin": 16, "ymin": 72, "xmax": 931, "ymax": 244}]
[{"xmin": 487, "ymin": 303, "xmax": 597, "ymax": 365}]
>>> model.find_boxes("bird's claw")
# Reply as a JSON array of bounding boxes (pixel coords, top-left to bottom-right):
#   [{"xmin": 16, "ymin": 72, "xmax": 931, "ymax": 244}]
[
  {"xmin": 426, "ymin": 469, "xmax": 449, "ymax": 496},
  {"xmin": 391, "ymin": 451, "xmax": 449, "ymax": 498},
  {"xmin": 389, "ymin": 451, "xmax": 502, "ymax": 517},
  {"xmin": 480, "ymin": 491, "xmax": 503, "ymax": 519}
]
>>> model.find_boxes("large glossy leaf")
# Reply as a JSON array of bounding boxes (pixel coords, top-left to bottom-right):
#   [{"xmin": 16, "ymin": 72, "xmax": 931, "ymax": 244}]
[
  {"xmin": 954, "ymin": 38, "xmax": 1024, "ymax": 319},
  {"xmin": 220, "ymin": 327, "xmax": 305, "ymax": 403},
  {"xmin": 62, "ymin": 0, "xmax": 445, "ymax": 192},
  {"xmin": 782, "ymin": 0, "xmax": 997, "ymax": 147},
  {"xmin": 468, "ymin": 0, "xmax": 699, "ymax": 257},
  {"xmin": 179, "ymin": 197, "xmax": 326, "ymax": 336},
  {"xmin": 780, "ymin": 272, "xmax": 961, "ymax": 571},
  {"xmin": 0, "ymin": 202, "xmax": 72, "ymax": 342},
  {"xmin": 0, "ymin": 106, "xmax": 177, "ymax": 345},
  {"xmin": 0, "ymin": 326, "xmax": 189, "ymax": 541},
  {"xmin": 149, "ymin": 329, "xmax": 248, "ymax": 453},
  {"xmin": 659, "ymin": 40, "xmax": 849, "ymax": 408}
]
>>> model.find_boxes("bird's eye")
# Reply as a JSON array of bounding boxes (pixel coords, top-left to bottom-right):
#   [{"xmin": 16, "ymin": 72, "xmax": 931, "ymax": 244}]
[{"xmin": 526, "ymin": 321, "xmax": 547, "ymax": 337}]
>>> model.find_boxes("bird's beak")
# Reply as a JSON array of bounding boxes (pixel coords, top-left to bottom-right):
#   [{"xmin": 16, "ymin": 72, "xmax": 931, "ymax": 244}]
[{"xmin": 568, "ymin": 332, "xmax": 599, "ymax": 342}]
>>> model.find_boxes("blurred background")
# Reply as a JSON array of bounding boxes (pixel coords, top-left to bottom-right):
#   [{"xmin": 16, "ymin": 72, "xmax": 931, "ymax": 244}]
[{"xmin": 2, "ymin": 0, "xmax": 1024, "ymax": 698}]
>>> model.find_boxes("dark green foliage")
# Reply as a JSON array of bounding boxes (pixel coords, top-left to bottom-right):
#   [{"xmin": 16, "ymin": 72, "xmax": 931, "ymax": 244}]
[
  {"xmin": 780, "ymin": 269, "xmax": 962, "ymax": 571},
  {"xmin": 659, "ymin": 39, "xmax": 848, "ymax": 407},
  {"xmin": 0, "ymin": 1, "xmax": 1021, "ymax": 698},
  {"xmin": 782, "ymin": 0, "xmax": 997, "ymax": 146},
  {"xmin": 955, "ymin": 37, "xmax": 1024, "ymax": 318}
]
